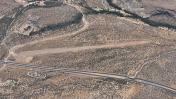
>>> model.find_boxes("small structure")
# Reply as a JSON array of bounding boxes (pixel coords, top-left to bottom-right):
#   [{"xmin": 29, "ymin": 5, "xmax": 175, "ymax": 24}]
[
  {"xmin": 27, "ymin": 0, "xmax": 62, "ymax": 6},
  {"xmin": 15, "ymin": 0, "xmax": 28, "ymax": 5},
  {"xmin": 16, "ymin": 0, "xmax": 63, "ymax": 7},
  {"xmin": 28, "ymin": 0, "xmax": 46, "ymax": 6},
  {"xmin": 27, "ymin": 71, "xmax": 47, "ymax": 79},
  {"xmin": 64, "ymin": 0, "xmax": 87, "ymax": 7},
  {"xmin": 17, "ymin": 15, "xmax": 41, "ymax": 36},
  {"xmin": 18, "ymin": 21, "xmax": 40, "ymax": 35}
]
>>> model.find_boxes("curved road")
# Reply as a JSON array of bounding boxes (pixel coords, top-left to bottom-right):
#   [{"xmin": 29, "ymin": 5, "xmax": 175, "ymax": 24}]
[{"xmin": 1, "ymin": 60, "xmax": 176, "ymax": 93}]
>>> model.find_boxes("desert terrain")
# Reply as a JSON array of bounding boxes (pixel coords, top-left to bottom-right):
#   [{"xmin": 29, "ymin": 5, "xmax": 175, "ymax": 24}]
[{"xmin": 0, "ymin": 0, "xmax": 176, "ymax": 99}]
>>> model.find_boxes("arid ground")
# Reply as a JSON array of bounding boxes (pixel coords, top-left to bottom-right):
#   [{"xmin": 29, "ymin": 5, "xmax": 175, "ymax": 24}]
[{"xmin": 0, "ymin": 0, "xmax": 176, "ymax": 99}]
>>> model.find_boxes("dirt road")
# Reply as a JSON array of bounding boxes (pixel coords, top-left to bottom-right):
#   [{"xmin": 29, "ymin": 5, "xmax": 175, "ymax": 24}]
[
  {"xmin": 2, "ymin": 2, "xmax": 152, "ymax": 68},
  {"xmin": 0, "ymin": 3, "xmax": 88, "ymax": 70},
  {"xmin": 14, "ymin": 40, "xmax": 150, "ymax": 63}
]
